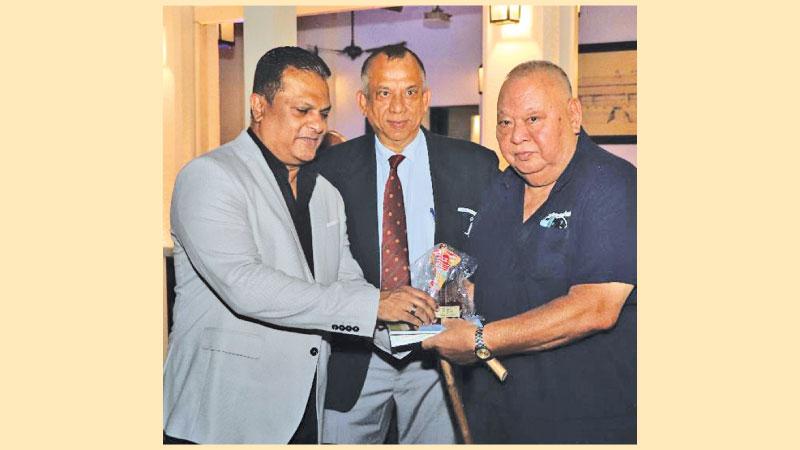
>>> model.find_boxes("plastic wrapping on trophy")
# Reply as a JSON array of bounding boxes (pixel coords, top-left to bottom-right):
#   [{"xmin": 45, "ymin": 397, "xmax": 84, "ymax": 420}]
[{"xmin": 410, "ymin": 243, "xmax": 477, "ymax": 323}]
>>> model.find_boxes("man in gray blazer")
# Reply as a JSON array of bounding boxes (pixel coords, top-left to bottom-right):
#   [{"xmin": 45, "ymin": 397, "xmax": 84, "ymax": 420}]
[{"xmin": 163, "ymin": 47, "xmax": 436, "ymax": 444}]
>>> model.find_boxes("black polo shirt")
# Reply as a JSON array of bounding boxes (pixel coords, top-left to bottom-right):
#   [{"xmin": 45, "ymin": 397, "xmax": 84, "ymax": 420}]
[
  {"xmin": 463, "ymin": 130, "xmax": 637, "ymax": 444},
  {"xmin": 247, "ymin": 128, "xmax": 316, "ymax": 277}
]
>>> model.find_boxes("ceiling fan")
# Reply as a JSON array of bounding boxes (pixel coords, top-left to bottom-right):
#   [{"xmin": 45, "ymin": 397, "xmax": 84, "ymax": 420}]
[{"xmin": 311, "ymin": 11, "xmax": 406, "ymax": 61}]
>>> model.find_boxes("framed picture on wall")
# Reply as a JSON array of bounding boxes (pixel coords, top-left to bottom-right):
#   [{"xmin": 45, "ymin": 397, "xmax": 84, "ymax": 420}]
[{"xmin": 578, "ymin": 41, "xmax": 637, "ymax": 144}]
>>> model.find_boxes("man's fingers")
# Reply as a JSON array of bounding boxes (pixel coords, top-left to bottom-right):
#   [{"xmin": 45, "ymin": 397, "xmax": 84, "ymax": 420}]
[
  {"xmin": 410, "ymin": 301, "xmax": 435, "ymax": 324},
  {"xmin": 394, "ymin": 288, "xmax": 435, "ymax": 324},
  {"xmin": 403, "ymin": 311, "xmax": 424, "ymax": 328},
  {"xmin": 403, "ymin": 286, "xmax": 437, "ymax": 308},
  {"xmin": 410, "ymin": 302, "xmax": 434, "ymax": 325}
]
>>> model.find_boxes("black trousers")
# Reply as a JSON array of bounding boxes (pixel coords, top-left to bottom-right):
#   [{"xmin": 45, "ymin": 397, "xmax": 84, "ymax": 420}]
[
  {"xmin": 164, "ymin": 375, "xmax": 318, "ymax": 445},
  {"xmin": 163, "ymin": 432, "xmax": 195, "ymax": 445}
]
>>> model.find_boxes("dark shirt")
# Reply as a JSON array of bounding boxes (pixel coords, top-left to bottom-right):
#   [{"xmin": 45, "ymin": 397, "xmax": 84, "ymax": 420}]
[
  {"xmin": 247, "ymin": 129, "xmax": 319, "ymax": 443},
  {"xmin": 463, "ymin": 130, "xmax": 637, "ymax": 444},
  {"xmin": 247, "ymin": 128, "xmax": 316, "ymax": 277}
]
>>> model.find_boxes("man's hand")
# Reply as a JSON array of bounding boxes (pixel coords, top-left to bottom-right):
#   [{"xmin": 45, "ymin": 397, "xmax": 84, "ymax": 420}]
[
  {"xmin": 377, "ymin": 286, "xmax": 437, "ymax": 328},
  {"xmin": 422, "ymin": 319, "xmax": 479, "ymax": 364}
]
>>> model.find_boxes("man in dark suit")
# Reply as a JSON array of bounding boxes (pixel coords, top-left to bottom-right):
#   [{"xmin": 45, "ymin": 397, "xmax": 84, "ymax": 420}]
[{"xmin": 314, "ymin": 45, "xmax": 499, "ymax": 444}]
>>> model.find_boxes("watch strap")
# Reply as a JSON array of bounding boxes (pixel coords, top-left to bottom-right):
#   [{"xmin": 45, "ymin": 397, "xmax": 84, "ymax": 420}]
[{"xmin": 474, "ymin": 323, "xmax": 486, "ymax": 352}]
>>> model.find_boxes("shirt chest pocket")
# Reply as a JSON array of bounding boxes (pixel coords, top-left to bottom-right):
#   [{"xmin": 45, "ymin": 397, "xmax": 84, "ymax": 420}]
[{"xmin": 528, "ymin": 227, "xmax": 570, "ymax": 280}]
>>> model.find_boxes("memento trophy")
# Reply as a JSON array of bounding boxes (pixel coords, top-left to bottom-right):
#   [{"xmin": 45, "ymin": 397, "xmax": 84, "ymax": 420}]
[{"xmin": 399, "ymin": 243, "xmax": 508, "ymax": 382}]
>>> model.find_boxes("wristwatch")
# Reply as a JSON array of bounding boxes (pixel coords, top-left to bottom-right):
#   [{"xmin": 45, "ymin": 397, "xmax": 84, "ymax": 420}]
[{"xmin": 474, "ymin": 324, "xmax": 493, "ymax": 361}]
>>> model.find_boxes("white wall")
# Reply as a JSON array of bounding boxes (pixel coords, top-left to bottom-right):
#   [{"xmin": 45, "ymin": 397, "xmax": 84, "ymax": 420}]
[
  {"xmin": 480, "ymin": 6, "xmax": 579, "ymax": 167},
  {"xmin": 244, "ymin": 6, "xmax": 297, "ymax": 123},
  {"xmin": 579, "ymin": 5, "xmax": 637, "ymax": 166},
  {"xmin": 579, "ymin": 6, "xmax": 637, "ymax": 44},
  {"xmin": 297, "ymin": 6, "xmax": 482, "ymax": 140}
]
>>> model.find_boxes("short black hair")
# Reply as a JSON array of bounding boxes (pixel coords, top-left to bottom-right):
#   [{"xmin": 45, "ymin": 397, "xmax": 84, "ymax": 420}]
[
  {"xmin": 252, "ymin": 46, "xmax": 331, "ymax": 104},
  {"xmin": 360, "ymin": 44, "xmax": 426, "ymax": 94}
]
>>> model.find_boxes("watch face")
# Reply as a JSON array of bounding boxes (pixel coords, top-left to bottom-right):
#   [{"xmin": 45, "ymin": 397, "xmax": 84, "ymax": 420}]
[{"xmin": 476, "ymin": 347, "xmax": 492, "ymax": 360}]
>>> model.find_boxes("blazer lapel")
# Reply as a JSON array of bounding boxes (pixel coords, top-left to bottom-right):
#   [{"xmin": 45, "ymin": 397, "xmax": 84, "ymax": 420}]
[
  {"xmin": 352, "ymin": 136, "xmax": 380, "ymax": 286},
  {"xmin": 235, "ymin": 131, "xmax": 313, "ymax": 281},
  {"xmin": 424, "ymin": 128, "xmax": 447, "ymax": 244},
  {"xmin": 309, "ymin": 183, "xmax": 330, "ymax": 282}
]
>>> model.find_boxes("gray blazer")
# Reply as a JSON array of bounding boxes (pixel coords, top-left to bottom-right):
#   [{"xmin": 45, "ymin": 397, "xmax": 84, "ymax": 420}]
[{"xmin": 163, "ymin": 130, "xmax": 379, "ymax": 444}]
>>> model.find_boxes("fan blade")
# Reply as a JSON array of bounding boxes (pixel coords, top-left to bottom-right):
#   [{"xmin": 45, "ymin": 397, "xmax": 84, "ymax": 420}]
[
  {"xmin": 363, "ymin": 41, "xmax": 407, "ymax": 53},
  {"xmin": 349, "ymin": 11, "xmax": 356, "ymax": 46},
  {"xmin": 307, "ymin": 45, "xmax": 341, "ymax": 54}
]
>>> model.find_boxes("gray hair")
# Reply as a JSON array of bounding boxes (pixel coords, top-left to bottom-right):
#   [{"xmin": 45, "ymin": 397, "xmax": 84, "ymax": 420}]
[
  {"xmin": 360, "ymin": 44, "xmax": 426, "ymax": 96},
  {"xmin": 505, "ymin": 60, "xmax": 573, "ymax": 97}
]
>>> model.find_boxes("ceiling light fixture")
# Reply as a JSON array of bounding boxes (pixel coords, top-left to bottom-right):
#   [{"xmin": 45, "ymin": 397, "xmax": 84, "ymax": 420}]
[
  {"xmin": 218, "ymin": 23, "xmax": 235, "ymax": 46},
  {"xmin": 489, "ymin": 5, "xmax": 521, "ymax": 25},
  {"xmin": 424, "ymin": 5, "xmax": 452, "ymax": 29}
]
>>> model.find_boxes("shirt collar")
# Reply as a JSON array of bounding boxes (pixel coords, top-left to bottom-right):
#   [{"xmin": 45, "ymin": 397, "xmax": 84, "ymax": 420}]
[
  {"xmin": 551, "ymin": 128, "xmax": 589, "ymax": 193},
  {"xmin": 374, "ymin": 128, "xmax": 425, "ymax": 163},
  {"xmin": 247, "ymin": 128, "xmax": 316, "ymax": 180},
  {"xmin": 248, "ymin": 128, "xmax": 288, "ymax": 177}
]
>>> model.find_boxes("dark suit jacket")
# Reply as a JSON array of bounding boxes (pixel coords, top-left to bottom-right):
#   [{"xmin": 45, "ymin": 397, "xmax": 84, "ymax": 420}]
[{"xmin": 314, "ymin": 128, "xmax": 499, "ymax": 412}]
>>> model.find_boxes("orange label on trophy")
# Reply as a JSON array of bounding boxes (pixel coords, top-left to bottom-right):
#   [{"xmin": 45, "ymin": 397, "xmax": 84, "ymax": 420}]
[{"xmin": 427, "ymin": 243, "xmax": 462, "ymax": 297}]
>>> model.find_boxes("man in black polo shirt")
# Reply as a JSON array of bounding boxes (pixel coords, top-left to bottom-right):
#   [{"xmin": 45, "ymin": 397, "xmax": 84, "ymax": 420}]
[{"xmin": 423, "ymin": 60, "xmax": 636, "ymax": 443}]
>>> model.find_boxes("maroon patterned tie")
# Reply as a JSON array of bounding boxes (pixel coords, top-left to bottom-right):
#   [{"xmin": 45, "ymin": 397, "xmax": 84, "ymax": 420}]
[{"xmin": 381, "ymin": 154, "xmax": 410, "ymax": 289}]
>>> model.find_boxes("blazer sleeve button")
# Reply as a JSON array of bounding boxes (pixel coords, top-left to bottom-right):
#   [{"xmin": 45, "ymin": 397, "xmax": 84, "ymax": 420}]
[
  {"xmin": 332, "ymin": 324, "xmax": 339, "ymax": 330},
  {"xmin": 345, "ymin": 325, "xmax": 353, "ymax": 332},
  {"xmin": 310, "ymin": 347, "xmax": 319, "ymax": 356},
  {"xmin": 353, "ymin": 326, "xmax": 360, "ymax": 332}
]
